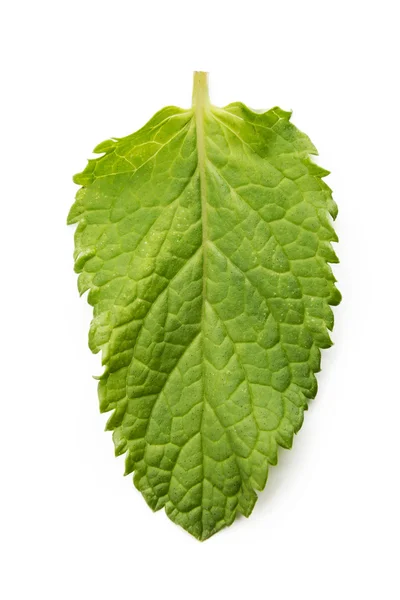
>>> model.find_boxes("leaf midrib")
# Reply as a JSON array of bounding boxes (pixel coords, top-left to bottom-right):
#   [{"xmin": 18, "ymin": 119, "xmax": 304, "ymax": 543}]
[{"xmin": 193, "ymin": 72, "xmax": 210, "ymax": 534}]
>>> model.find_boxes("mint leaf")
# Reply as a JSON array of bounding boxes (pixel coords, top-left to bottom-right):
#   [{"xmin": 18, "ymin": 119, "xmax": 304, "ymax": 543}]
[{"xmin": 68, "ymin": 72, "xmax": 340, "ymax": 540}]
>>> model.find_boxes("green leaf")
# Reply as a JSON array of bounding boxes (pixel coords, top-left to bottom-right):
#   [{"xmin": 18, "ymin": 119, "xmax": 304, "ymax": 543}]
[{"xmin": 68, "ymin": 72, "xmax": 340, "ymax": 540}]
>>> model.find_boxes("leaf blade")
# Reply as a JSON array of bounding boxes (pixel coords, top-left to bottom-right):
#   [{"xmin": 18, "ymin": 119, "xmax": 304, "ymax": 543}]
[{"xmin": 68, "ymin": 72, "xmax": 340, "ymax": 540}]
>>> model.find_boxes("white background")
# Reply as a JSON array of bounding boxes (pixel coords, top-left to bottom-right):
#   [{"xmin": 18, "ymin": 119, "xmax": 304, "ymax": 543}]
[{"xmin": 1, "ymin": 1, "xmax": 399, "ymax": 598}]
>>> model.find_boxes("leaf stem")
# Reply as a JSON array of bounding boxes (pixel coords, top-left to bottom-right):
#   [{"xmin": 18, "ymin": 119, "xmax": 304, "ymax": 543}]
[{"xmin": 192, "ymin": 71, "xmax": 210, "ymax": 109}]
